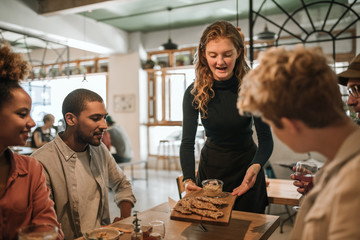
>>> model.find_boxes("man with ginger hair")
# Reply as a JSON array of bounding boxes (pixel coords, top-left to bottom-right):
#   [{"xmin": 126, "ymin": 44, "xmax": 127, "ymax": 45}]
[{"xmin": 237, "ymin": 46, "xmax": 360, "ymax": 240}]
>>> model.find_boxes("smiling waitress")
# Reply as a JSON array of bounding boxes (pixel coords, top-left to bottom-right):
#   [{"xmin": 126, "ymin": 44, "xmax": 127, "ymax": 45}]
[{"xmin": 179, "ymin": 21, "xmax": 273, "ymax": 213}]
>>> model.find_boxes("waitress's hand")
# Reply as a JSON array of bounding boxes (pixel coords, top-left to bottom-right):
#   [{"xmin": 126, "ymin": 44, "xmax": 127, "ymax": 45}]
[
  {"xmin": 184, "ymin": 179, "xmax": 202, "ymax": 194},
  {"xmin": 232, "ymin": 163, "xmax": 261, "ymax": 196}
]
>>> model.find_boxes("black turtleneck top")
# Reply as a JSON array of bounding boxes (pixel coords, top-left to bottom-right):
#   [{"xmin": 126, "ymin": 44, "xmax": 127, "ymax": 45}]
[{"xmin": 180, "ymin": 75, "xmax": 274, "ymax": 181}]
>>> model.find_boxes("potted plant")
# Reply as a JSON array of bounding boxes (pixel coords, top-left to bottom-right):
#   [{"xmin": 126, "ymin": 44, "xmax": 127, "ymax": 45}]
[
  {"xmin": 176, "ymin": 55, "xmax": 185, "ymax": 66},
  {"xmin": 144, "ymin": 59, "xmax": 155, "ymax": 69}
]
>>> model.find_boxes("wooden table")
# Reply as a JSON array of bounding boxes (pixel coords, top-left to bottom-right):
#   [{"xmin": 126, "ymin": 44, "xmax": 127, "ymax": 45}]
[
  {"xmin": 267, "ymin": 178, "xmax": 302, "ymax": 206},
  {"xmin": 267, "ymin": 178, "xmax": 302, "ymax": 233},
  {"xmin": 78, "ymin": 202, "xmax": 280, "ymax": 240}
]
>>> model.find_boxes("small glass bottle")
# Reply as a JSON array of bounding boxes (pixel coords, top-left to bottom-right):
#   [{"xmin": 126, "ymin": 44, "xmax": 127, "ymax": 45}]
[{"xmin": 131, "ymin": 211, "xmax": 143, "ymax": 240}]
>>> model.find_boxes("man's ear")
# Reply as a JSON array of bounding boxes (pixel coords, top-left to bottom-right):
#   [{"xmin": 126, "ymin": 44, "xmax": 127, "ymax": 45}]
[
  {"xmin": 280, "ymin": 117, "xmax": 302, "ymax": 134},
  {"xmin": 64, "ymin": 113, "xmax": 77, "ymax": 127}
]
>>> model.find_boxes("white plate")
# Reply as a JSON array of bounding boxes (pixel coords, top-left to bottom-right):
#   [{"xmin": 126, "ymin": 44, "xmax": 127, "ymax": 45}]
[{"xmin": 85, "ymin": 227, "xmax": 122, "ymax": 240}]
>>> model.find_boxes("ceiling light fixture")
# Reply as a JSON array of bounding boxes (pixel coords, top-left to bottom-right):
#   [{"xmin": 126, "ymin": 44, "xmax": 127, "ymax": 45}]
[
  {"xmin": 254, "ymin": 2, "xmax": 276, "ymax": 41},
  {"xmin": 254, "ymin": 24, "xmax": 276, "ymax": 40},
  {"xmin": 82, "ymin": 13, "xmax": 87, "ymax": 82},
  {"xmin": 162, "ymin": 7, "xmax": 178, "ymax": 50},
  {"xmin": 236, "ymin": 0, "xmax": 239, "ymax": 27}
]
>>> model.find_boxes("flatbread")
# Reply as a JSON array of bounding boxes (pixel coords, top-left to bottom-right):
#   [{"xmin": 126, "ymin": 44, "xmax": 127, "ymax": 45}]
[
  {"xmin": 195, "ymin": 197, "xmax": 228, "ymax": 206},
  {"xmin": 176, "ymin": 197, "xmax": 225, "ymax": 219}
]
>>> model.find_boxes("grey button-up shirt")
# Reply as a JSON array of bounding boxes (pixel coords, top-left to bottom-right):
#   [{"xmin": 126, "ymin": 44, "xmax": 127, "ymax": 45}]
[{"xmin": 31, "ymin": 133, "xmax": 136, "ymax": 239}]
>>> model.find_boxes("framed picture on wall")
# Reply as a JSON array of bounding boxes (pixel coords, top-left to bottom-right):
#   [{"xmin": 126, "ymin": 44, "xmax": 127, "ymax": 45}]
[{"xmin": 114, "ymin": 94, "xmax": 135, "ymax": 112}]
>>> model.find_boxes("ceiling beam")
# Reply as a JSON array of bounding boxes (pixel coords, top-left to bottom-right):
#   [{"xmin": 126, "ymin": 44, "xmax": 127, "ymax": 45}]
[
  {"xmin": 38, "ymin": 0, "xmax": 137, "ymax": 16},
  {"xmin": 97, "ymin": 0, "xmax": 228, "ymax": 22},
  {"xmin": 1, "ymin": 0, "xmax": 129, "ymax": 54}
]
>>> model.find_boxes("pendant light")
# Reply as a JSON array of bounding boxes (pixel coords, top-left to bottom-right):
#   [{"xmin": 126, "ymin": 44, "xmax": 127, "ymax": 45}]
[
  {"xmin": 254, "ymin": 23, "xmax": 276, "ymax": 40},
  {"xmin": 254, "ymin": 2, "xmax": 276, "ymax": 41},
  {"xmin": 162, "ymin": 7, "xmax": 178, "ymax": 50},
  {"xmin": 82, "ymin": 13, "xmax": 88, "ymax": 82}
]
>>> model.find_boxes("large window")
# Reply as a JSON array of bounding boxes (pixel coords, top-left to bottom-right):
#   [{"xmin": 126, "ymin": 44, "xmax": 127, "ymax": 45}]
[
  {"xmin": 147, "ymin": 67, "xmax": 196, "ymax": 156},
  {"xmin": 22, "ymin": 74, "xmax": 107, "ymax": 129},
  {"xmin": 149, "ymin": 68, "xmax": 195, "ymax": 123}
]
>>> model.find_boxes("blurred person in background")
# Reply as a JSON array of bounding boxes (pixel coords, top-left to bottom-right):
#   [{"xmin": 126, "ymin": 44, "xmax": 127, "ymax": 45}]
[
  {"xmin": 237, "ymin": 45, "xmax": 360, "ymax": 240},
  {"xmin": 0, "ymin": 43, "xmax": 63, "ymax": 240},
  {"xmin": 102, "ymin": 130, "xmax": 112, "ymax": 151},
  {"xmin": 31, "ymin": 113, "xmax": 56, "ymax": 148},
  {"xmin": 106, "ymin": 116, "xmax": 133, "ymax": 163},
  {"xmin": 56, "ymin": 119, "xmax": 66, "ymax": 133}
]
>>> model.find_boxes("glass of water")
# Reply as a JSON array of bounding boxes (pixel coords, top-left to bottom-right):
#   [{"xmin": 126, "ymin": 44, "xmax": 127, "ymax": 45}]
[
  {"xmin": 149, "ymin": 220, "xmax": 165, "ymax": 240},
  {"xmin": 18, "ymin": 223, "xmax": 58, "ymax": 240}
]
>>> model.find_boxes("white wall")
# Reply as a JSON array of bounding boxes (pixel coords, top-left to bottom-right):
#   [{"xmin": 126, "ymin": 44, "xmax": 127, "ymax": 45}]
[{"xmin": 108, "ymin": 52, "xmax": 141, "ymax": 160}]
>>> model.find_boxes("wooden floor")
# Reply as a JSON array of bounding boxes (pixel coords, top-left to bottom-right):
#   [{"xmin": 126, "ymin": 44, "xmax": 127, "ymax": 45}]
[{"xmin": 108, "ymin": 168, "xmax": 294, "ymax": 240}]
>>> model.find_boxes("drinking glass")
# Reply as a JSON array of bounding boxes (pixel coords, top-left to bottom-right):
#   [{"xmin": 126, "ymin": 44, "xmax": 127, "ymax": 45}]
[
  {"xmin": 18, "ymin": 223, "xmax": 58, "ymax": 240},
  {"xmin": 294, "ymin": 160, "xmax": 318, "ymax": 182},
  {"xmin": 149, "ymin": 220, "xmax": 165, "ymax": 240}
]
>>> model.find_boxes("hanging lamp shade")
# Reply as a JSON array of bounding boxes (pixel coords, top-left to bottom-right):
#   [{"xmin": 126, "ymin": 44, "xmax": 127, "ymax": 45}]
[
  {"xmin": 161, "ymin": 7, "xmax": 178, "ymax": 50},
  {"xmin": 162, "ymin": 38, "xmax": 178, "ymax": 50},
  {"xmin": 254, "ymin": 24, "xmax": 276, "ymax": 40}
]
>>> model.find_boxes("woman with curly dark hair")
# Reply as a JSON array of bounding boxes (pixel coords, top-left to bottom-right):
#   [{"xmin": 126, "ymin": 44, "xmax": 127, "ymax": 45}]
[
  {"xmin": 0, "ymin": 43, "xmax": 63, "ymax": 239},
  {"xmin": 179, "ymin": 21, "xmax": 273, "ymax": 213}
]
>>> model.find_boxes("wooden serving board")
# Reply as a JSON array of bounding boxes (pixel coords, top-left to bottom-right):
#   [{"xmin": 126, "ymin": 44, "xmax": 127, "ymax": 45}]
[{"xmin": 170, "ymin": 190, "xmax": 237, "ymax": 225}]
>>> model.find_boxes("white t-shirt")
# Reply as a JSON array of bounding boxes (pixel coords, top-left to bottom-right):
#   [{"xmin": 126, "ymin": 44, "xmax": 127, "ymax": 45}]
[{"xmin": 75, "ymin": 150, "xmax": 101, "ymax": 233}]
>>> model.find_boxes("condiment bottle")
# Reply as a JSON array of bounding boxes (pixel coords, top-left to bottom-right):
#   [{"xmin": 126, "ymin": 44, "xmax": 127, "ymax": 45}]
[{"xmin": 131, "ymin": 211, "xmax": 143, "ymax": 240}]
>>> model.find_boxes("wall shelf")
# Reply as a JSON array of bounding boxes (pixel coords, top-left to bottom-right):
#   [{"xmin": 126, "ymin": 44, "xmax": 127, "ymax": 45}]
[{"xmin": 146, "ymin": 47, "xmax": 196, "ymax": 69}]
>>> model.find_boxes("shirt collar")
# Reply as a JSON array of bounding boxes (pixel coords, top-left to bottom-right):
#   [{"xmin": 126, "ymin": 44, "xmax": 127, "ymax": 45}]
[
  {"xmin": 212, "ymin": 75, "xmax": 239, "ymax": 90},
  {"xmin": 53, "ymin": 133, "xmax": 77, "ymax": 161},
  {"xmin": 315, "ymin": 128, "xmax": 360, "ymax": 182},
  {"xmin": 7, "ymin": 148, "xmax": 28, "ymax": 180}
]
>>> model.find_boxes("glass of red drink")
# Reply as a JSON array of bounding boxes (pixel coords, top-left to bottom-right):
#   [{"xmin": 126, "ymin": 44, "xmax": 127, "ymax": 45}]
[{"xmin": 295, "ymin": 161, "xmax": 318, "ymax": 182}]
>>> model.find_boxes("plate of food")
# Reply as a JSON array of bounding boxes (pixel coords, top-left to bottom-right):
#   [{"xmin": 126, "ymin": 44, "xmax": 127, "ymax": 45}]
[
  {"xmin": 170, "ymin": 189, "xmax": 237, "ymax": 225},
  {"xmin": 85, "ymin": 227, "xmax": 122, "ymax": 240}
]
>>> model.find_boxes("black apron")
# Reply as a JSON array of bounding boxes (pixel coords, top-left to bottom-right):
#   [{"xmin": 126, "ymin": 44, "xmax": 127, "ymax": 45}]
[{"xmin": 196, "ymin": 140, "xmax": 268, "ymax": 213}]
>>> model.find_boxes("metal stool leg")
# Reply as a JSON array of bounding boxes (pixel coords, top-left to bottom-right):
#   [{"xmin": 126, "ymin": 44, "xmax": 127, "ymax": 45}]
[{"xmin": 280, "ymin": 205, "xmax": 296, "ymax": 233}]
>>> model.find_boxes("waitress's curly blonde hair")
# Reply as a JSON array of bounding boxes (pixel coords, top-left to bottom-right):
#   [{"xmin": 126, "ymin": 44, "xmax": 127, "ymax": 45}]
[{"xmin": 191, "ymin": 21, "xmax": 249, "ymax": 118}]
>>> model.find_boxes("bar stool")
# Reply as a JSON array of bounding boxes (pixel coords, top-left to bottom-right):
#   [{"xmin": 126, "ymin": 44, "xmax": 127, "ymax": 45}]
[
  {"xmin": 156, "ymin": 140, "xmax": 171, "ymax": 170},
  {"xmin": 156, "ymin": 139, "xmax": 179, "ymax": 170}
]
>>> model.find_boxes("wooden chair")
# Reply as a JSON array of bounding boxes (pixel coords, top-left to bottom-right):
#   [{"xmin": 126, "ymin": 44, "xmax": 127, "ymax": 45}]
[
  {"xmin": 176, "ymin": 171, "xmax": 197, "ymax": 199},
  {"xmin": 176, "ymin": 175, "xmax": 186, "ymax": 199}
]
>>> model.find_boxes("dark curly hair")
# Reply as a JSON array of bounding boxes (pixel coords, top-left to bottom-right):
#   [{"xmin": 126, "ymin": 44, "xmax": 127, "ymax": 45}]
[{"xmin": 0, "ymin": 42, "xmax": 30, "ymax": 110}]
